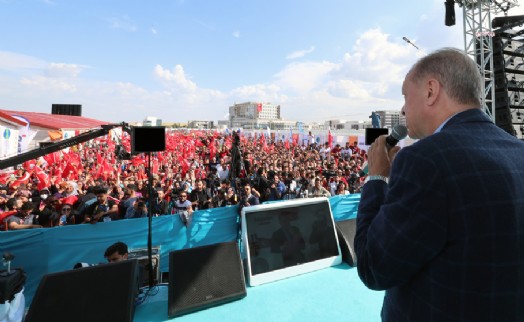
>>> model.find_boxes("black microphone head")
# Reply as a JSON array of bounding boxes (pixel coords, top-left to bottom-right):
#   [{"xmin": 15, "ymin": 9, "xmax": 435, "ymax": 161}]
[
  {"xmin": 386, "ymin": 125, "xmax": 408, "ymax": 147},
  {"xmin": 402, "ymin": 36, "xmax": 408, "ymax": 41}
]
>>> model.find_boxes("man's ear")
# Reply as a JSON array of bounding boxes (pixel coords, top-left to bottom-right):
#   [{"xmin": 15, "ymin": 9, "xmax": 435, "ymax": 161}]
[{"xmin": 426, "ymin": 78, "xmax": 441, "ymax": 106}]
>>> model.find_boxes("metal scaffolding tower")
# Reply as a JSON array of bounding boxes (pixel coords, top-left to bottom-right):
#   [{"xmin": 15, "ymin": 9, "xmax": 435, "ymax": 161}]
[{"xmin": 455, "ymin": 0, "xmax": 519, "ymax": 120}]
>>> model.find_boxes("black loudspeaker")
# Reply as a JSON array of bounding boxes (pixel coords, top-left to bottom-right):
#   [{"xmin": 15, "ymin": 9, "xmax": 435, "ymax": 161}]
[
  {"xmin": 0, "ymin": 269, "xmax": 25, "ymax": 304},
  {"xmin": 131, "ymin": 126, "xmax": 166, "ymax": 153},
  {"xmin": 495, "ymin": 108, "xmax": 516, "ymax": 135},
  {"xmin": 25, "ymin": 260, "xmax": 139, "ymax": 322},
  {"xmin": 444, "ymin": 0, "xmax": 455, "ymax": 27},
  {"xmin": 51, "ymin": 104, "xmax": 82, "ymax": 116},
  {"xmin": 168, "ymin": 241, "xmax": 247, "ymax": 318},
  {"xmin": 336, "ymin": 218, "xmax": 357, "ymax": 267}
]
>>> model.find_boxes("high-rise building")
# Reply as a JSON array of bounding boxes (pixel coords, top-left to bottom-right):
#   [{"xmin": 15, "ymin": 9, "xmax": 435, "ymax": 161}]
[{"xmin": 229, "ymin": 102, "xmax": 293, "ymax": 129}]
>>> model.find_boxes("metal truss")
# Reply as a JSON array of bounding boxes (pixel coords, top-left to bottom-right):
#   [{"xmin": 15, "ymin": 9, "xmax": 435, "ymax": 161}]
[{"xmin": 455, "ymin": 0, "xmax": 519, "ymax": 120}]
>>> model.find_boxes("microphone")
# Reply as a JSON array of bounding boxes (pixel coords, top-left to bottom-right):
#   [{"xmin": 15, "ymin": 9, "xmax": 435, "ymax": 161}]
[
  {"xmin": 402, "ymin": 36, "xmax": 419, "ymax": 50},
  {"xmin": 359, "ymin": 125, "xmax": 408, "ymax": 176}
]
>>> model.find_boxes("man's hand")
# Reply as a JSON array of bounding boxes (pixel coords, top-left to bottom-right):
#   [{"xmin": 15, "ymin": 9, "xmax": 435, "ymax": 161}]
[{"xmin": 367, "ymin": 135, "xmax": 401, "ymax": 177}]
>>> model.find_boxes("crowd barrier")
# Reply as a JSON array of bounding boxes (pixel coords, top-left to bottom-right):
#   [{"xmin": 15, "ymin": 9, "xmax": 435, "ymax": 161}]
[{"xmin": 0, "ymin": 194, "xmax": 361, "ymax": 306}]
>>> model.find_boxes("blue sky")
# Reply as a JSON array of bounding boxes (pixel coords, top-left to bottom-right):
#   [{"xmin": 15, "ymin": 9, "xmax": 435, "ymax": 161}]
[{"xmin": 0, "ymin": 0, "xmax": 521, "ymax": 124}]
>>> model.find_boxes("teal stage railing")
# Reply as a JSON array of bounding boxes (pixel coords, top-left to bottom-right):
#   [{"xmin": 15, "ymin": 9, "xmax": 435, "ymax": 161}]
[{"xmin": 0, "ymin": 194, "xmax": 360, "ymax": 306}]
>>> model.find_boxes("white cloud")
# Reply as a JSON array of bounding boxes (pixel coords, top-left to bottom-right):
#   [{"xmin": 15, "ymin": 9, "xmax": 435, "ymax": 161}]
[
  {"xmin": 274, "ymin": 61, "xmax": 336, "ymax": 94},
  {"xmin": 286, "ymin": 46, "xmax": 315, "ymax": 60},
  {"xmin": 154, "ymin": 64, "xmax": 197, "ymax": 92},
  {"xmin": 106, "ymin": 15, "xmax": 137, "ymax": 32},
  {"xmin": 0, "ymin": 27, "xmax": 421, "ymax": 123},
  {"xmin": 230, "ymin": 83, "xmax": 285, "ymax": 103},
  {"xmin": 20, "ymin": 76, "xmax": 77, "ymax": 92},
  {"xmin": 0, "ymin": 51, "xmax": 47, "ymax": 71},
  {"xmin": 151, "ymin": 27, "xmax": 158, "ymax": 35},
  {"xmin": 45, "ymin": 63, "xmax": 87, "ymax": 78},
  {"xmin": 233, "ymin": 31, "xmax": 240, "ymax": 38}
]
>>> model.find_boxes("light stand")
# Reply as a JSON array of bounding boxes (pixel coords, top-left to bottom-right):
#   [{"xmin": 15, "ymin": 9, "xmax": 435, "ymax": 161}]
[
  {"xmin": 131, "ymin": 125, "xmax": 166, "ymax": 289},
  {"xmin": 228, "ymin": 131, "xmax": 246, "ymax": 244},
  {"xmin": 146, "ymin": 152, "xmax": 154, "ymax": 288}
]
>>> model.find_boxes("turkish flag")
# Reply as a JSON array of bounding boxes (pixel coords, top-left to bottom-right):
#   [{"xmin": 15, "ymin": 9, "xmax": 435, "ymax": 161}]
[
  {"xmin": 34, "ymin": 166, "xmax": 50, "ymax": 191},
  {"xmin": 10, "ymin": 171, "xmax": 31, "ymax": 189},
  {"xmin": 61, "ymin": 195, "xmax": 78, "ymax": 207},
  {"xmin": 23, "ymin": 160, "xmax": 36, "ymax": 171},
  {"xmin": 257, "ymin": 103, "xmax": 262, "ymax": 112}
]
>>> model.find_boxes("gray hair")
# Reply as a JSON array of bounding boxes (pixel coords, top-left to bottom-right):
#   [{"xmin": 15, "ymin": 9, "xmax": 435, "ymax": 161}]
[{"xmin": 408, "ymin": 47, "xmax": 482, "ymax": 107}]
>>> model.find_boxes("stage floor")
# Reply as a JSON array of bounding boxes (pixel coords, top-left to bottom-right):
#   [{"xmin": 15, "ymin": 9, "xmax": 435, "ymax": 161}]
[{"xmin": 134, "ymin": 263, "xmax": 384, "ymax": 322}]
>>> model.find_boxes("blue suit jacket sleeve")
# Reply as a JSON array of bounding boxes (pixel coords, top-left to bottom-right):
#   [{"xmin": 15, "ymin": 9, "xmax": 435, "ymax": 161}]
[{"xmin": 355, "ymin": 146, "xmax": 448, "ymax": 290}]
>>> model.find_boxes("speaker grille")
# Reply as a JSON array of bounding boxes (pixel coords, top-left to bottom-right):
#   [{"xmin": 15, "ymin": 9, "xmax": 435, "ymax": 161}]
[
  {"xmin": 26, "ymin": 260, "xmax": 139, "ymax": 322},
  {"xmin": 51, "ymin": 104, "xmax": 82, "ymax": 116},
  {"xmin": 168, "ymin": 241, "xmax": 246, "ymax": 318}
]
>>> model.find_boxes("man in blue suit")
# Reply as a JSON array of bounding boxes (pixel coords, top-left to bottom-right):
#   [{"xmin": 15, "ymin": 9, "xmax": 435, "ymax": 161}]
[{"xmin": 355, "ymin": 48, "xmax": 524, "ymax": 321}]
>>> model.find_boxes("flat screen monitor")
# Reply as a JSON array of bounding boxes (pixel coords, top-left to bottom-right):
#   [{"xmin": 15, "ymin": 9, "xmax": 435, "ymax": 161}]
[{"xmin": 241, "ymin": 197, "xmax": 342, "ymax": 286}]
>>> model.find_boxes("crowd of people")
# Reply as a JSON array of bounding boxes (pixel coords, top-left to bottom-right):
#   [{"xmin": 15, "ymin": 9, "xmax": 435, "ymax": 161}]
[{"xmin": 0, "ymin": 131, "xmax": 367, "ymax": 230}]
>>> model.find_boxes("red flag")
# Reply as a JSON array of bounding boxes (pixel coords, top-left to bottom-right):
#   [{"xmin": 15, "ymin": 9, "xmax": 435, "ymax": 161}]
[
  {"xmin": 96, "ymin": 152, "xmax": 103, "ymax": 165},
  {"xmin": 328, "ymin": 130, "xmax": 333, "ymax": 148},
  {"xmin": 137, "ymin": 168, "xmax": 146, "ymax": 181},
  {"xmin": 0, "ymin": 210, "xmax": 17, "ymax": 223},
  {"xmin": 107, "ymin": 195, "xmax": 120, "ymax": 205},
  {"xmin": 152, "ymin": 159, "xmax": 159, "ymax": 174},
  {"xmin": 23, "ymin": 160, "xmax": 36, "ymax": 171},
  {"xmin": 10, "ymin": 172, "xmax": 31, "ymax": 189},
  {"xmin": 62, "ymin": 163, "xmax": 78, "ymax": 180},
  {"xmin": 260, "ymin": 133, "xmax": 268, "ymax": 152},
  {"xmin": 292, "ymin": 133, "xmax": 299, "ymax": 146},
  {"xmin": 208, "ymin": 137, "xmax": 216, "ymax": 159},
  {"xmin": 257, "ymin": 103, "xmax": 262, "ymax": 112},
  {"xmin": 60, "ymin": 195, "xmax": 78, "ymax": 207},
  {"xmin": 34, "ymin": 166, "xmax": 50, "ymax": 191},
  {"xmin": 43, "ymin": 151, "xmax": 60, "ymax": 166}
]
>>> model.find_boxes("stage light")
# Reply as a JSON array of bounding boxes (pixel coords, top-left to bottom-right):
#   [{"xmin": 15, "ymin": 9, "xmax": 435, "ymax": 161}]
[{"xmin": 445, "ymin": 0, "xmax": 456, "ymax": 27}]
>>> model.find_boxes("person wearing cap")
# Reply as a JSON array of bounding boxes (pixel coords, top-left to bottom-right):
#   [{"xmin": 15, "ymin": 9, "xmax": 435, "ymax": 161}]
[{"xmin": 83, "ymin": 186, "xmax": 118, "ymax": 223}]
